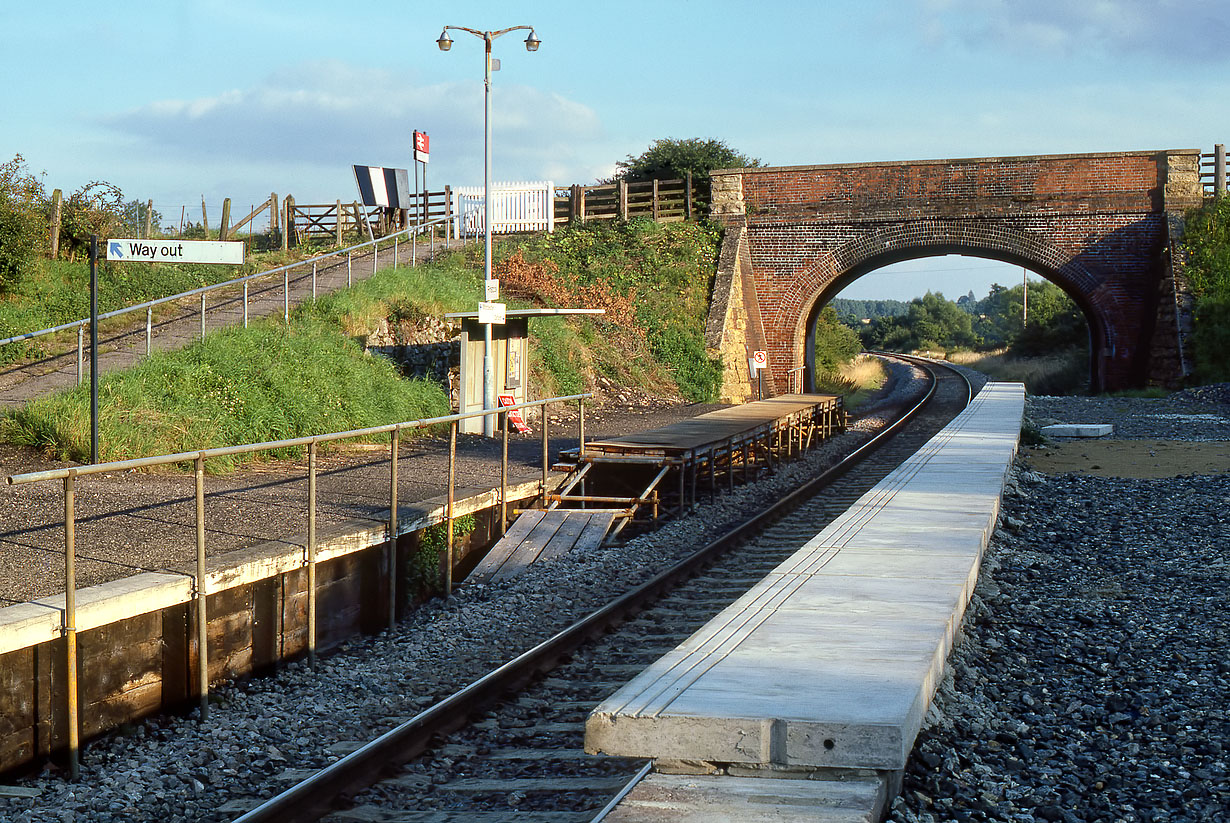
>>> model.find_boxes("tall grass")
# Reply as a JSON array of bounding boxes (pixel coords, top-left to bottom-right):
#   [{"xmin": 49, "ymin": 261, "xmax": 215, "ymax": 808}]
[
  {"xmin": 2, "ymin": 319, "xmax": 449, "ymax": 470},
  {"xmin": 947, "ymin": 347, "xmax": 1088, "ymax": 395},
  {"xmin": 815, "ymin": 354, "xmax": 887, "ymax": 410},
  {"xmin": 298, "ymin": 251, "xmax": 481, "ymax": 334}
]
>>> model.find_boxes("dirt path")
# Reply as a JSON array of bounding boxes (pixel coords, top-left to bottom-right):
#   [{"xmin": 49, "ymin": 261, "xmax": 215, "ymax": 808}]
[{"xmin": 1022, "ymin": 438, "xmax": 1230, "ymax": 478}]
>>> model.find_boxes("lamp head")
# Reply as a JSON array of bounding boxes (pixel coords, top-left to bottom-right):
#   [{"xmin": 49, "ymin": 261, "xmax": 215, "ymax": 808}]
[
  {"xmin": 437, "ymin": 29, "xmax": 453, "ymax": 51},
  {"xmin": 524, "ymin": 29, "xmax": 540, "ymax": 52}
]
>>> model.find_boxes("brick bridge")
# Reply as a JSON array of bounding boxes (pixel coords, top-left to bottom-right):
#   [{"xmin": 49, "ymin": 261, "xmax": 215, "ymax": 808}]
[{"xmin": 704, "ymin": 149, "xmax": 1206, "ymax": 399}]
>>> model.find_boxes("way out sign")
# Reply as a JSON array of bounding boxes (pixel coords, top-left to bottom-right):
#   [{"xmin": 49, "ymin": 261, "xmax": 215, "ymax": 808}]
[{"xmin": 106, "ymin": 239, "xmax": 245, "ymax": 265}]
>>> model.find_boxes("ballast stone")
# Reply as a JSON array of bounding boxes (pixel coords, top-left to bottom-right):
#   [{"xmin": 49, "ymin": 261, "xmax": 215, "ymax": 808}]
[{"xmin": 1040, "ymin": 423, "xmax": 1113, "ymax": 437}]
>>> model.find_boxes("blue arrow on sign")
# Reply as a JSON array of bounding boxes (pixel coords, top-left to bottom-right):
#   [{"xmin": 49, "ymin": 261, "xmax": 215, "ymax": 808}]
[{"xmin": 109, "ymin": 241, "xmax": 124, "ymax": 259}]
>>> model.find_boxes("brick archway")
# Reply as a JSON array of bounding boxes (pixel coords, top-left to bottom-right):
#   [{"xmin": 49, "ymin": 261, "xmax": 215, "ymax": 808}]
[
  {"xmin": 788, "ymin": 220, "xmax": 1116, "ymax": 391},
  {"xmin": 706, "ymin": 150, "xmax": 1203, "ymax": 397}
]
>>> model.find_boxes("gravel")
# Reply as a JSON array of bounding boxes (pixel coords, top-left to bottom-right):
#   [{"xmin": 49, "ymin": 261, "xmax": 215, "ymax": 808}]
[
  {"xmin": 888, "ymin": 390, "xmax": 1230, "ymax": 823},
  {"xmin": 5, "ymin": 373, "xmax": 1225, "ymax": 823},
  {"xmin": 1027, "ymin": 387, "xmax": 1230, "ymax": 441}
]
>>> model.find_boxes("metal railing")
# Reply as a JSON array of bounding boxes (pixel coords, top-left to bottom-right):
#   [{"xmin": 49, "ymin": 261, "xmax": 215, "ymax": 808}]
[
  {"xmin": 1, "ymin": 216, "xmax": 457, "ymax": 386},
  {"xmin": 5, "ymin": 392, "xmax": 591, "ymax": 778}
]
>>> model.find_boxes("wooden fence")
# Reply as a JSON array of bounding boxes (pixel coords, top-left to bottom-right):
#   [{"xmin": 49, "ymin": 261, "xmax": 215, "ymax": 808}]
[
  {"xmin": 124, "ymin": 174, "xmax": 708, "ymax": 256},
  {"xmin": 288, "ymin": 188, "xmax": 455, "ymax": 246},
  {"xmin": 554, "ymin": 175, "xmax": 704, "ymax": 224},
  {"xmin": 1201, "ymin": 144, "xmax": 1228, "ymax": 196}
]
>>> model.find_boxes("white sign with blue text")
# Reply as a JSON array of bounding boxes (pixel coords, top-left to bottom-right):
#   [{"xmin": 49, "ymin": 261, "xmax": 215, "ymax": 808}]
[{"xmin": 106, "ymin": 239, "xmax": 245, "ymax": 265}]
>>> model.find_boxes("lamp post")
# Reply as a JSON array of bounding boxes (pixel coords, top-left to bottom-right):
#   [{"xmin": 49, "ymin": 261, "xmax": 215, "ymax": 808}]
[{"xmin": 438, "ymin": 24, "xmax": 540, "ymax": 437}]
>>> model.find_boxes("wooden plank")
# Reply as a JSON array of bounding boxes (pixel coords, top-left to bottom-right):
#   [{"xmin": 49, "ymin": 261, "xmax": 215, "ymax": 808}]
[
  {"xmin": 465, "ymin": 510, "xmax": 546, "ymax": 584},
  {"xmin": 587, "ymin": 394, "xmax": 840, "ymax": 452},
  {"xmin": 572, "ymin": 511, "xmax": 617, "ymax": 553},
  {"xmin": 536, "ymin": 512, "xmax": 592, "ymax": 563},
  {"xmin": 490, "ymin": 511, "xmax": 569, "ymax": 581},
  {"xmin": 327, "ymin": 809, "xmax": 590, "ymax": 822},
  {"xmin": 438, "ymin": 776, "xmax": 631, "ymax": 793}
]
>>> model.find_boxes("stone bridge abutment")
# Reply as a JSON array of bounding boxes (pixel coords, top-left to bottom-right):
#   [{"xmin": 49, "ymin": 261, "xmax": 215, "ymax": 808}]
[{"xmin": 705, "ymin": 150, "xmax": 1204, "ymax": 399}]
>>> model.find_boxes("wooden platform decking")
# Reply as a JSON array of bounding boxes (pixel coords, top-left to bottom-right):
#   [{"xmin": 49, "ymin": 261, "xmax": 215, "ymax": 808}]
[
  {"xmin": 466, "ymin": 509, "xmax": 620, "ymax": 584},
  {"xmin": 581, "ymin": 394, "xmax": 843, "ymax": 458}
]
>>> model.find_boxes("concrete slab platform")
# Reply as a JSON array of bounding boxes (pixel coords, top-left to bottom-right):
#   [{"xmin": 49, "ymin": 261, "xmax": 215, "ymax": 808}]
[
  {"xmin": 603, "ymin": 772, "xmax": 888, "ymax": 822},
  {"xmin": 1041, "ymin": 423, "xmax": 1113, "ymax": 437},
  {"xmin": 586, "ymin": 382, "xmax": 1024, "ymax": 775}
]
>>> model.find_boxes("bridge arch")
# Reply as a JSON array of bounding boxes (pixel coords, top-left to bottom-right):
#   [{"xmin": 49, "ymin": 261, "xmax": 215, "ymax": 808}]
[
  {"xmin": 706, "ymin": 150, "xmax": 1204, "ymax": 399},
  {"xmin": 788, "ymin": 221, "xmax": 1114, "ymax": 391}
]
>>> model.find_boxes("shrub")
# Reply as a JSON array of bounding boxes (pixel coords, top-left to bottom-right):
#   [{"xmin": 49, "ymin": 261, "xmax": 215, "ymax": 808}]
[
  {"xmin": 0, "ymin": 155, "xmax": 46, "ymax": 293},
  {"xmin": 1191, "ymin": 294, "xmax": 1230, "ymax": 383},
  {"xmin": 814, "ymin": 306, "xmax": 862, "ymax": 374}
]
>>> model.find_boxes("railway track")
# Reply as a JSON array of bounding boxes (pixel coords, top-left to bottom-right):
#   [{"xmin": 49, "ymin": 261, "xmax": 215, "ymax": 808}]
[{"xmin": 233, "ymin": 357, "xmax": 974, "ymax": 823}]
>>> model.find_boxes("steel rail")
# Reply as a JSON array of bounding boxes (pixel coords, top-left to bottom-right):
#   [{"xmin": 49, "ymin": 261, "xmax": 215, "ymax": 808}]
[{"xmin": 233, "ymin": 358, "xmax": 964, "ymax": 823}]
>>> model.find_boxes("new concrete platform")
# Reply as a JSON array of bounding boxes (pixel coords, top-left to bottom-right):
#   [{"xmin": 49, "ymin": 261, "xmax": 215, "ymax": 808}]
[
  {"xmin": 585, "ymin": 383, "xmax": 1025, "ymax": 817},
  {"xmin": 1041, "ymin": 422, "xmax": 1112, "ymax": 437}
]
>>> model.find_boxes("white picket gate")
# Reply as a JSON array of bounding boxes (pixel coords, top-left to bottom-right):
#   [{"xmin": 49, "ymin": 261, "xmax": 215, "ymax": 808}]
[{"xmin": 454, "ymin": 181, "xmax": 554, "ymax": 236}]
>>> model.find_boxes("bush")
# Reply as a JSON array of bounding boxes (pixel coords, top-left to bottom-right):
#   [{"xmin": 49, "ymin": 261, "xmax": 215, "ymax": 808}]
[
  {"xmin": 1182, "ymin": 199, "xmax": 1230, "ymax": 382},
  {"xmin": 58, "ymin": 181, "xmax": 125, "ymax": 261},
  {"xmin": 1191, "ymin": 294, "xmax": 1230, "ymax": 383},
  {"xmin": 1182, "ymin": 198, "xmax": 1230, "ymax": 298},
  {"xmin": 0, "ymin": 155, "xmax": 46, "ymax": 293},
  {"xmin": 609, "ymin": 138, "xmax": 760, "ymax": 183},
  {"xmin": 814, "ymin": 306, "xmax": 862, "ymax": 374}
]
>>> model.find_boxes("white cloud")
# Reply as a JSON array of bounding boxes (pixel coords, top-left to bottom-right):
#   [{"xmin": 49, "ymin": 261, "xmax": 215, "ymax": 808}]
[
  {"xmin": 96, "ymin": 60, "xmax": 609, "ymax": 205},
  {"xmin": 915, "ymin": 0, "xmax": 1230, "ymax": 62}
]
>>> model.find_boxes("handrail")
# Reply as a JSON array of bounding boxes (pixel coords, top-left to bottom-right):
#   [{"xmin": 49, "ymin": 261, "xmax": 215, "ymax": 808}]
[
  {"xmin": 4, "ymin": 390, "xmax": 592, "ymax": 779},
  {"xmin": 6, "ymin": 391, "xmax": 584, "ymax": 485},
  {"xmin": 0, "ymin": 216, "xmax": 454, "ymax": 349}
]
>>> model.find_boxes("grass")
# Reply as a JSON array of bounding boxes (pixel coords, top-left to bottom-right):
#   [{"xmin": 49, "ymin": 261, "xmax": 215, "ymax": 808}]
[
  {"xmin": 946, "ymin": 347, "xmax": 1088, "ymax": 395},
  {"xmin": 1, "ymin": 219, "xmax": 726, "ymax": 471},
  {"xmin": 815, "ymin": 354, "xmax": 888, "ymax": 409},
  {"xmin": 499, "ymin": 219, "xmax": 723, "ymax": 402},
  {"xmin": 1, "ymin": 318, "xmax": 449, "ymax": 470},
  {"xmin": 297, "ymin": 250, "xmax": 481, "ymax": 334},
  {"xmin": 0, "ymin": 246, "xmax": 327, "ymax": 366}
]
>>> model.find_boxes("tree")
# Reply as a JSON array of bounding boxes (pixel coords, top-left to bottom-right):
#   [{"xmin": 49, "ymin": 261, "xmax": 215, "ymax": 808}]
[
  {"xmin": 813, "ymin": 306, "xmax": 862, "ymax": 373},
  {"xmin": 0, "ymin": 154, "xmax": 47, "ymax": 293},
  {"xmin": 608, "ymin": 138, "xmax": 759, "ymax": 184}
]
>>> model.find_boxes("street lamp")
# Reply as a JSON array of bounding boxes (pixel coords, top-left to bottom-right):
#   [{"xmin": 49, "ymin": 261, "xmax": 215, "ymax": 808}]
[{"xmin": 438, "ymin": 24, "xmax": 539, "ymax": 437}]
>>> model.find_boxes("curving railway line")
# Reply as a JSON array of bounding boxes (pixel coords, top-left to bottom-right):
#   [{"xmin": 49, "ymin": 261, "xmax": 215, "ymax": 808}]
[{"xmin": 231, "ymin": 356, "xmax": 975, "ymax": 823}]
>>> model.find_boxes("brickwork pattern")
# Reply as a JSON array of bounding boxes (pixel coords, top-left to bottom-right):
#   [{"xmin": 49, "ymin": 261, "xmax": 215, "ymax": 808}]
[{"xmin": 711, "ymin": 150, "xmax": 1202, "ymax": 392}]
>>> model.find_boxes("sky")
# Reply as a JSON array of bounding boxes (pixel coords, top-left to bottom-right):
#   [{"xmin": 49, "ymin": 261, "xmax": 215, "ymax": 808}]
[{"xmin": 4, "ymin": 0, "xmax": 1229, "ymax": 301}]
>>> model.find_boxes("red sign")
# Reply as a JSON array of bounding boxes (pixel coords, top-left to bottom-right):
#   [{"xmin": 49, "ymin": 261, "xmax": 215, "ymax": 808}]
[
  {"xmin": 498, "ymin": 394, "xmax": 531, "ymax": 434},
  {"xmin": 413, "ymin": 131, "xmax": 430, "ymax": 164}
]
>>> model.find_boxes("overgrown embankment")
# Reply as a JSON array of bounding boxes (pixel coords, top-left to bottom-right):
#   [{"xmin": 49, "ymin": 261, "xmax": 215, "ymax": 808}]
[{"xmin": 2, "ymin": 218, "xmax": 725, "ymax": 467}]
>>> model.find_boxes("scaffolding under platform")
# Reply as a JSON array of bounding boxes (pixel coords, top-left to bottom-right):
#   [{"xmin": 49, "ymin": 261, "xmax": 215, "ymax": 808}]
[{"xmin": 464, "ymin": 394, "xmax": 846, "ymax": 583}]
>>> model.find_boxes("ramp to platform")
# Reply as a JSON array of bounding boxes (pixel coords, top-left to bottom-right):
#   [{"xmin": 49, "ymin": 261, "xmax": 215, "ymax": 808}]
[
  {"xmin": 585, "ymin": 383, "xmax": 1025, "ymax": 775},
  {"xmin": 466, "ymin": 509, "xmax": 620, "ymax": 584}
]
